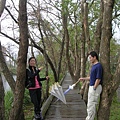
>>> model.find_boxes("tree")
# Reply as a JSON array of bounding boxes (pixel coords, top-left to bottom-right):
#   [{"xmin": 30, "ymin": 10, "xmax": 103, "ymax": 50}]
[
  {"xmin": 9, "ymin": 0, "xmax": 28, "ymax": 119},
  {"xmin": 98, "ymin": 0, "xmax": 120, "ymax": 120}
]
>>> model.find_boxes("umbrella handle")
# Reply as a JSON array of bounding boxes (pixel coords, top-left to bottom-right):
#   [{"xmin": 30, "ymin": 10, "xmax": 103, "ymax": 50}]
[{"xmin": 74, "ymin": 79, "xmax": 80, "ymax": 86}]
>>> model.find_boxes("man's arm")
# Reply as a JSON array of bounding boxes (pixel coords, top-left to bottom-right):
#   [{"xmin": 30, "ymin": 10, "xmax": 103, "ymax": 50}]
[
  {"xmin": 79, "ymin": 76, "xmax": 90, "ymax": 81},
  {"xmin": 93, "ymin": 79, "xmax": 100, "ymax": 90}
]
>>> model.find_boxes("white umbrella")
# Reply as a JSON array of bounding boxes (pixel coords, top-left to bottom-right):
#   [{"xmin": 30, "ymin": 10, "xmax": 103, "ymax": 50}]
[
  {"xmin": 55, "ymin": 82, "xmax": 66, "ymax": 104},
  {"xmin": 49, "ymin": 80, "xmax": 80, "ymax": 104},
  {"xmin": 53, "ymin": 82, "xmax": 66, "ymax": 104},
  {"xmin": 49, "ymin": 82, "xmax": 66, "ymax": 104},
  {"xmin": 55, "ymin": 79, "xmax": 80, "ymax": 102},
  {"xmin": 49, "ymin": 84, "xmax": 59, "ymax": 99}
]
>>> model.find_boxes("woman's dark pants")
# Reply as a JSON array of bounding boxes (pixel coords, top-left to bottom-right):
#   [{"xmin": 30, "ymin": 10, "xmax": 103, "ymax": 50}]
[{"xmin": 29, "ymin": 88, "xmax": 42, "ymax": 114}]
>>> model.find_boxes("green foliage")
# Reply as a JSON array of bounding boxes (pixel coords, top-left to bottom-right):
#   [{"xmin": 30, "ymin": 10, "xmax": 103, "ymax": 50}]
[
  {"xmin": 94, "ymin": 93, "xmax": 120, "ymax": 120},
  {"xmin": 4, "ymin": 91, "xmax": 13, "ymax": 120},
  {"xmin": 110, "ymin": 93, "xmax": 120, "ymax": 120},
  {"xmin": 110, "ymin": 39, "xmax": 120, "ymax": 73},
  {"xmin": 24, "ymin": 103, "xmax": 34, "ymax": 120},
  {"xmin": 4, "ymin": 89, "xmax": 32, "ymax": 119},
  {"xmin": 23, "ymin": 89, "xmax": 31, "ymax": 105}
]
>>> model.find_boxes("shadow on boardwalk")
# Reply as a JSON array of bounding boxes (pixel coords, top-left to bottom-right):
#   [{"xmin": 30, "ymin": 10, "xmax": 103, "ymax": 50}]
[{"xmin": 44, "ymin": 73, "xmax": 87, "ymax": 120}]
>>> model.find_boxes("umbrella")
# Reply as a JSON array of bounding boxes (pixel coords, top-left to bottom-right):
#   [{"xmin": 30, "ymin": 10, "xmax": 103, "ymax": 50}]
[
  {"xmin": 49, "ymin": 84, "xmax": 59, "ymax": 99},
  {"xmin": 49, "ymin": 82, "xmax": 66, "ymax": 104},
  {"xmin": 49, "ymin": 79, "xmax": 80, "ymax": 104},
  {"xmin": 63, "ymin": 79, "xmax": 80, "ymax": 94},
  {"xmin": 55, "ymin": 82, "xmax": 66, "ymax": 104},
  {"xmin": 56, "ymin": 79, "xmax": 80, "ymax": 102}
]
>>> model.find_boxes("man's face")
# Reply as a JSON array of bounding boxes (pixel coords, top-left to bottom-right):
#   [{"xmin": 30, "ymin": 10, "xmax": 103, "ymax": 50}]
[
  {"xmin": 89, "ymin": 55, "xmax": 96, "ymax": 64},
  {"xmin": 29, "ymin": 58, "xmax": 36, "ymax": 67}
]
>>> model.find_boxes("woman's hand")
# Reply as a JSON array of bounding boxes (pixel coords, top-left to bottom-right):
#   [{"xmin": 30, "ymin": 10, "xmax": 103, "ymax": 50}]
[
  {"xmin": 46, "ymin": 76, "xmax": 49, "ymax": 80},
  {"xmin": 38, "ymin": 66, "xmax": 43, "ymax": 71}
]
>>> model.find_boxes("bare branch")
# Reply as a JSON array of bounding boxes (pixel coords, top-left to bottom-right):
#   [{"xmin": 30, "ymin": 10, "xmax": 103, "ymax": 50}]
[
  {"xmin": 5, "ymin": 7, "xmax": 18, "ymax": 24},
  {"xmin": 0, "ymin": 31, "xmax": 19, "ymax": 44}
]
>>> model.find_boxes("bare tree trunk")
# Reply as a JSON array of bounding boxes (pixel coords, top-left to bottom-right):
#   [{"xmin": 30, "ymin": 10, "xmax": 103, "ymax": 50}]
[
  {"xmin": 0, "ymin": 73, "xmax": 5, "ymax": 120},
  {"xmin": 80, "ymin": 0, "xmax": 90, "ymax": 101},
  {"xmin": 84, "ymin": 2, "xmax": 91, "ymax": 52},
  {"xmin": 98, "ymin": 0, "xmax": 115, "ymax": 120},
  {"xmin": 9, "ymin": 0, "xmax": 28, "ymax": 119},
  {"xmin": 80, "ymin": 0, "xmax": 86, "ymax": 78},
  {"xmin": 74, "ymin": 12, "xmax": 81, "ymax": 81},
  {"xmin": 57, "ymin": 35, "xmax": 65, "ymax": 81},
  {"xmin": 62, "ymin": 0, "xmax": 75, "ymax": 82},
  {"xmin": 94, "ymin": 1, "xmax": 103, "ymax": 54},
  {"xmin": 0, "ymin": 0, "xmax": 6, "ymax": 17}
]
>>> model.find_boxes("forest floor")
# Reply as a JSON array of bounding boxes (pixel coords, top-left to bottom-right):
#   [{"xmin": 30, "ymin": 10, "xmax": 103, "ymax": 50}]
[{"xmin": 24, "ymin": 104, "xmax": 34, "ymax": 120}]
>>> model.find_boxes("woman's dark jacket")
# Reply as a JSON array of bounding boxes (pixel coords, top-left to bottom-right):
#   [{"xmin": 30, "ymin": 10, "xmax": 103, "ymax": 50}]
[{"xmin": 25, "ymin": 66, "xmax": 46, "ymax": 89}]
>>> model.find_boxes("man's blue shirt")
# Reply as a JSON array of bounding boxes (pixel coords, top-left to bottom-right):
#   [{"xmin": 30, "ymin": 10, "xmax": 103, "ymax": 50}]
[{"xmin": 90, "ymin": 62, "xmax": 103, "ymax": 86}]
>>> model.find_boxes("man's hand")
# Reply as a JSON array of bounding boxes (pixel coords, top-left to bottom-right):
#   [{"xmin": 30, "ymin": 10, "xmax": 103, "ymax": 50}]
[
  {"xmin": 79, "ymin": 78, "xmax": 85, "ymax": 81},
  {"xmin": 79, "ymin": 77, "xmax": 90, "ymax": 81}
]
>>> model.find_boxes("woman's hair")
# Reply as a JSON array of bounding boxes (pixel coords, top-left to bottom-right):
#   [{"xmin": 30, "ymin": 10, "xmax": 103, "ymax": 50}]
[
  {"xmin": 28, "ymin": 56, "xmax": 36, "ymax": 63},
  {"xmin": 89, "ymin": 51, "xmax": 99, "ymax": 61}
]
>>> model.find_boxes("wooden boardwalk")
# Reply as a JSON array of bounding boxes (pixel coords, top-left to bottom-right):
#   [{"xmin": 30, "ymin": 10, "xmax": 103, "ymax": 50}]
[{"xmin": 44, "ymin": 73, "xmax": 87, "ymax": 120}]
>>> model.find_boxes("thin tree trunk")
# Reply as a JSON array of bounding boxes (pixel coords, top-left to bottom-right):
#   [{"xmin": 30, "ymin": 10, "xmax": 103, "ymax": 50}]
[
  {"xmin": 84, "ymin": 2, "xmax": 91, "ymax": 52},
  {"xmin": 0, "ymin": 0, "xmax": 6, "ymax": 17},
  {"xmin": 0, "ymin": 73, "xmax": 5, "ymax": 120},
  {"xmin": 80, "ymin": 0, "xmax": 86, "ymax": 78},
  {"xmin": 57, "ymin": 35, "xmax": 65, "ymax": 80},
  {"xmin": 94, "ymin": 1, "xmax": 103, "ymax": 54},
  {"xmin": 62, "ymin": 0, "xmax": 74, "ymax": 81},
  {"xmin": 80, "ymin": 0, "xmax": 90, "ymax": 101},
  {"xmin": 74, "ymin": 12, "xmax": 81, "ymax": 80}
]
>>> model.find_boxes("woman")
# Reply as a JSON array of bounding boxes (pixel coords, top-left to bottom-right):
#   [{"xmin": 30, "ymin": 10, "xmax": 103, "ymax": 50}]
[{"xmin": 25, "ymin": 57, "xmax": 49, "ymax": 119}]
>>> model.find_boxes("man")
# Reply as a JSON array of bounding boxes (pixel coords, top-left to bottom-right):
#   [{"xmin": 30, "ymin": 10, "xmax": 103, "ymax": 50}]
[{"xmin": 79, "ymin": 51, "xmax": 103, "ymax": 120}]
